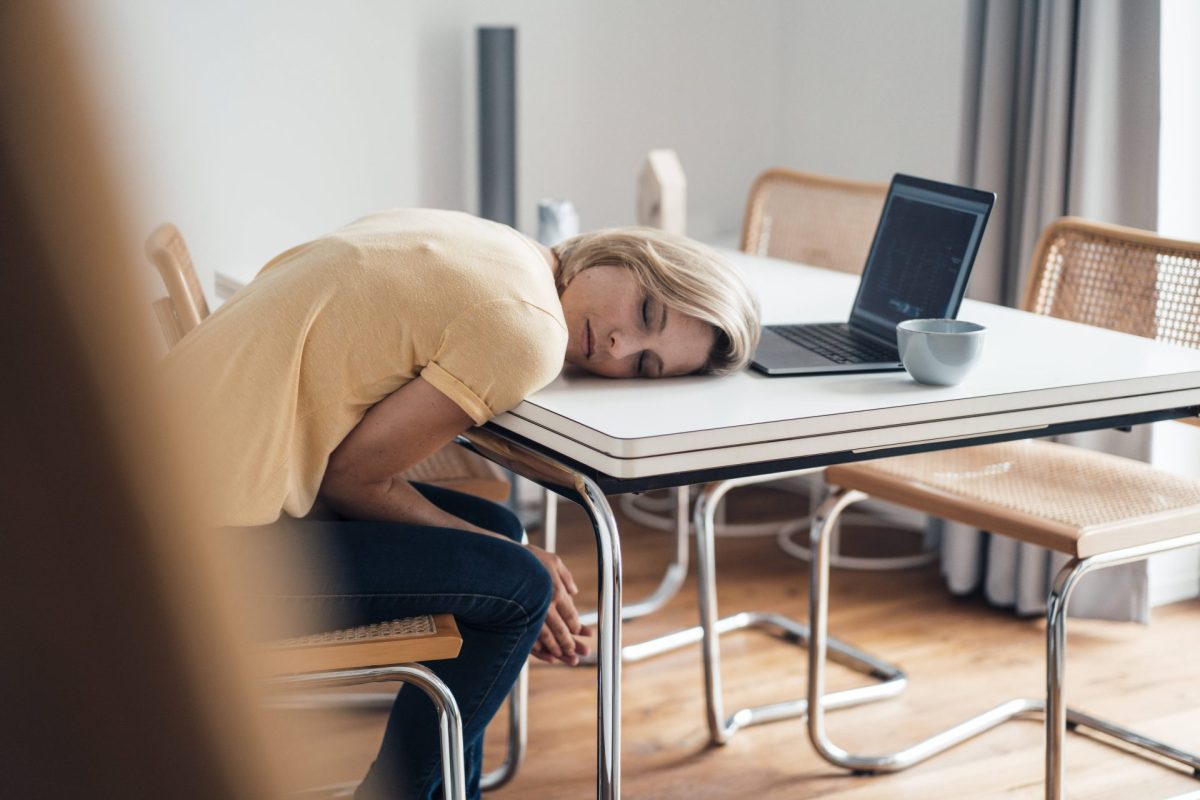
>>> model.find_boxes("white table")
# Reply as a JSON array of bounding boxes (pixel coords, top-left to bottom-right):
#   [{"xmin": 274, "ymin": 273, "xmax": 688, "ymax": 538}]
[{"xmin": 460, "ymin": 251, "xmax": 1200, "ymax": 799}]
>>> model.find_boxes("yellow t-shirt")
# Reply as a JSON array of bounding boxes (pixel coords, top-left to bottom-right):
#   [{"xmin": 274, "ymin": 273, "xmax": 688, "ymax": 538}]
[{"xmin": 164, "ymin": 209, "xmax": 568, "ymax": 527}]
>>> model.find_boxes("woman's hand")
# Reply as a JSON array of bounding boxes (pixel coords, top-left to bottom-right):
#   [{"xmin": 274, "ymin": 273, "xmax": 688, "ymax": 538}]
[{"xmin": 524, "ymin": 544, "xmax": 592, "ymax": 666}]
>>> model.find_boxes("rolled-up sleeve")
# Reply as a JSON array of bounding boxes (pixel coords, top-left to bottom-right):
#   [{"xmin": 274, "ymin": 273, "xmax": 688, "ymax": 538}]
[{"xmin": 421, "ymin": 300, "xmax": 568, "ymax": 425}]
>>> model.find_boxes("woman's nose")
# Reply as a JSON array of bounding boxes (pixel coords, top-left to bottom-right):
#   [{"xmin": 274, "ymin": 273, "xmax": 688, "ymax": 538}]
[{"xmin": 607, "ymin": 329, "xmax": 639, "ymax": 360}]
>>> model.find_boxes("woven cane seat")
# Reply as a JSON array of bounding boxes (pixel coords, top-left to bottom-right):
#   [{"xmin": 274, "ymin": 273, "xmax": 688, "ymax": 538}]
[
  {"xmin": 826, "ymin": 440, "xmax": 1200, "ymax": 559},
  {"xmin": 257, "ymin": 613, "xmax": 462, "ymax": 676}
]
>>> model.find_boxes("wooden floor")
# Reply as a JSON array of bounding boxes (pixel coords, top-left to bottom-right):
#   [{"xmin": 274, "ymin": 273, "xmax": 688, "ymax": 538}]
[{"xmin": 272, "ymin": 488, "xmax": 1200, "ymax": 799}]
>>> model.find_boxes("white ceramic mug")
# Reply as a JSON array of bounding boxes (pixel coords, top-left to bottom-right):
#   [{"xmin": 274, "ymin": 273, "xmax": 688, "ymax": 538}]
[{"xmin": 896, "ymin": 319, "xmax": 986, "ymax": 386}]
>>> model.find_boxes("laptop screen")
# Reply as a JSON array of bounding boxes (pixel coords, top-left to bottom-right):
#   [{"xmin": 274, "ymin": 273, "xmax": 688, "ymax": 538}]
[{"xmin": 849, "ymin": 175, "xmax": 993, "ymax": 338}]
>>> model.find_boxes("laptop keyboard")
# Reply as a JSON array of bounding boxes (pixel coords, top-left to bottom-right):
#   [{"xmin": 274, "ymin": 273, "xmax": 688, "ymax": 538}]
[{"xmin": 772, "ymin": 323, "xmax": 898, "ymax": 364}]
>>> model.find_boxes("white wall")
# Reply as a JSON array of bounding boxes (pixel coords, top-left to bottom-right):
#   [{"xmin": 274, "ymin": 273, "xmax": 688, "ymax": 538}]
[
  {"xmin": 410, "ymin": 0, "xmax": 974, "ymax": 240},
  {"xmin": 65, "ymin": 0, "xmax": 972, "ymax": 292},
  {"xmin": 1158, "ymin": 0, "xmax": 1200, "ymax": 241},
  {"xmin": 66, "ymin": 0, "xmax": 422, "ymax": 296},
  {"xmin": 66, "ymin": 0, "xmax": 785, "ymax": 291},
  {"xmin": 1148, "ymin": 0, "xmax": 1200, "ymax": 607},
  {"xmin": 412, "ymin": 0, "xmax": 782, "ymax": 244},
  {"xmin": 776, "ymin": 0, "xmax": 972, "ymax": 185}
]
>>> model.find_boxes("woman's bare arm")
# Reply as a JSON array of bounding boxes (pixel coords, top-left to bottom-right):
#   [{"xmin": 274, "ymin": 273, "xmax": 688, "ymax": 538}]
[
  {"xmin": 319, "ymin": 377, "xmax": 590, "ymax": 663},
  {"xmin": 320, "ymin": 376, "xmax": 483, "ymax": 528}
]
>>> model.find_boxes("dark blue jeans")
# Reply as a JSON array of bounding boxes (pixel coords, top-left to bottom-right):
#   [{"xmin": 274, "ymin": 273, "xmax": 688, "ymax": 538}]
[{"xmin": 233, "ymin": 483, "xmax": 553, "ymax": 800}]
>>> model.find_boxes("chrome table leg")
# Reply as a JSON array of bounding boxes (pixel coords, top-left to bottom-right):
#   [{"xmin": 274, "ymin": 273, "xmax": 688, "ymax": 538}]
[
  {"xmin": 579, "ymin": 485, "xmax": 689, "ymax": 629},
  {"xmin": 574, "ymin": 475, "xmax": 623, "ymax": 800},
  {"xmin": 542, "ymin": 486, "xmax": 558, "ymax": 552},
  {"xmin": 569, "ymin": 485, "xmax": 690, "ymax": 666},
  {"xmin": 459, "ymin": 430, "xmax": 622, "ymax": 800}
]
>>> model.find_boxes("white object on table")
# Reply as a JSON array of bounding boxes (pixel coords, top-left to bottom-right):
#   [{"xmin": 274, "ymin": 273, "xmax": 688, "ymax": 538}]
[{"xmin": 636, "ymin": 149, "xmax": 686, "ymax": 234}]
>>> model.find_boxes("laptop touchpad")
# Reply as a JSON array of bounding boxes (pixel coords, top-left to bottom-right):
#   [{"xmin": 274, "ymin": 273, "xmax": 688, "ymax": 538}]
[{"xmin": 755, "ymin": 329, "xmax": 834, "ymax": 366}]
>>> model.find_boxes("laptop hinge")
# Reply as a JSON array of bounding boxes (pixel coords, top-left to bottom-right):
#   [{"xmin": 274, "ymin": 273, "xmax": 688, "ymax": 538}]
[{"xmin": 848, "ymin": 318, "xmax": 899, "ymax": 349}]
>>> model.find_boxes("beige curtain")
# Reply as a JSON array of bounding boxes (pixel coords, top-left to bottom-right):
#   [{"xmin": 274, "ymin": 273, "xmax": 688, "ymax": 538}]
[{"xmin": 942, "ymin": 0, "xmax": 1161, "ymax": 621}]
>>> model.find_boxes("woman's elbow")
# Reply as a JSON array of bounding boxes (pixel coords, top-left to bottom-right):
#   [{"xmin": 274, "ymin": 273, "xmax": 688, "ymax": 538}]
[{"xmin": 319, "ymin": 452, "xmax": 367, "ymax": 510}]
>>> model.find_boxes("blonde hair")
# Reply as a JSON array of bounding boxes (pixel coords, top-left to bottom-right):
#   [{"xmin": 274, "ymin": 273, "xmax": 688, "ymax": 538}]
[{"xmin": 553, "ymin": 228, "xmax": 761, "ymax": 376}]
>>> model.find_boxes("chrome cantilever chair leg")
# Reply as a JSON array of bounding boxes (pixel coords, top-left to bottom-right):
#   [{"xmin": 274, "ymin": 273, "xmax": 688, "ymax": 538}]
[
  {"xmin": 1045, "ymin": 547, "xmax": 1200, "ymax": 799},
  {"xmin": 808, "ymin": 486, "xmax": 1200, "ymax": 797},
  {"xmin": 272, "ymin": 529, "xmax": 537, "ymax": 792},
  {"xmin": 275, "ymin": 664, "xmax": 466, "ymax": 800},
  {"xmin": 479, "ymin": 657, "xmax": 528, "ymax": 790},
  {"xmin": 695, "ymin": 475, "xmax": 907, "ymax": 744},
  {"xmin": 478, "ymin": 528, "xmax": 534, "ymax": 789},
  {"xmin": 541, "ymin": 485, "xmax": 558, "ymax": 552},
  {"xmin": 271, "ymin": 657, "xmax": 528, "ymax": 792},
  {"xmin": 268, "ymin": 668, "xmax": 527, "ymax": 792},
  {"xmin": 575, "ymin": 471, "xmax": 924, "ymax": 673}
]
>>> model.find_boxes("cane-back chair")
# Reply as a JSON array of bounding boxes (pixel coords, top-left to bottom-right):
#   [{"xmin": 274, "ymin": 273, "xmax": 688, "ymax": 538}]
[
  {"xmin": 735, "ymin": 170, "xmax": 929, "ymax": 567},
  {"xmin": 808, "ymin": 217, "xmax": 1200, "ymax": 798},
  {"xmin": 741, "ymin": 167, "xmax": 888, "ymax": 274}
]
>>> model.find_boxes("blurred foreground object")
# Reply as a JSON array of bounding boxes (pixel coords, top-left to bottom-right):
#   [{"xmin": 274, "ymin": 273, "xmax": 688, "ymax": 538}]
[
  {"xmin": 636, "ymin": 149, "xmax": 686, "ymax": 234},
  {"xmin": 146, "ymin": 223, "xmax": 209, "ymax": 347},
  {"xmin": 0, "ymin": 2, "xmax": 284, "ymax": 797}
]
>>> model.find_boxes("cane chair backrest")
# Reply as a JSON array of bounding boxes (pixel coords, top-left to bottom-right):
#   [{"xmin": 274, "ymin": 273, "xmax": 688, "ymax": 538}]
[
  {"xmin": 1024, "ymin": 217, "xmax": 1200, "ymax": 426},
  {"xmin": 741, "ymin": 168, "xmax": 888, "ymax": 275}
]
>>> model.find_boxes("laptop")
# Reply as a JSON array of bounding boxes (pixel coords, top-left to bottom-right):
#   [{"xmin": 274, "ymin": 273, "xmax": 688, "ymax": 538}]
[{"xmin": 750, "ymin": 173, "xmax": 995, "ymax": 376}]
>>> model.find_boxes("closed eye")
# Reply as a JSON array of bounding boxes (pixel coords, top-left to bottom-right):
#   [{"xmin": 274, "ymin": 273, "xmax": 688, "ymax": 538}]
[{"xmin": 636, "ymin": 349, "xmax": 665, "ymax": 378}]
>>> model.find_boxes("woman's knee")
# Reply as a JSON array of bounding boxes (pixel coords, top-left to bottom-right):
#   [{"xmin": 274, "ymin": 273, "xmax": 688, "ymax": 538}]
[
  {"xmin": 484, "ymin": 502, "xmax": 524, "ymax": 543},
  {"xmin": 446, "ymin": 533, "xmax": 552, "ymax": 630}
]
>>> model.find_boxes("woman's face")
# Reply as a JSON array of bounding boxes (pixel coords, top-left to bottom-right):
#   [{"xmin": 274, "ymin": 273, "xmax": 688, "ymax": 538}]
[{"xmin": 559, "ymin": 265, "xmax": 715, "ymax": 378}]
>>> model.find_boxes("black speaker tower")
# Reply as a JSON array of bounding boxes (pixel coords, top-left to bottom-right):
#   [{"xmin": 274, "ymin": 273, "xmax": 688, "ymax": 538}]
[{"xmin": 477, "ymin": 27, "xmax": 516, "ymax": 227}]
